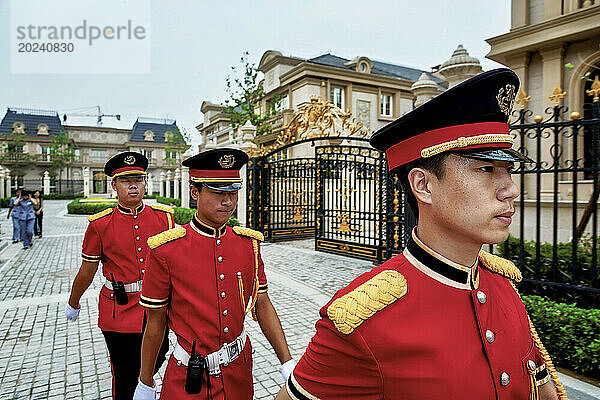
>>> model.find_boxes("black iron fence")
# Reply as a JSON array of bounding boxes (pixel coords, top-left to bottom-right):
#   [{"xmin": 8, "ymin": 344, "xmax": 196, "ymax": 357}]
[{"xmin": 502, "ymin": 99, "xmax": 600, "ymax": 307}]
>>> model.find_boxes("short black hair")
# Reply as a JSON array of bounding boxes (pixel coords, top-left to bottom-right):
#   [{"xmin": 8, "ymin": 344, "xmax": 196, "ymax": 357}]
[{"xmin": 398, "ymin": 153, "xmax": 449, "ymax": 217}]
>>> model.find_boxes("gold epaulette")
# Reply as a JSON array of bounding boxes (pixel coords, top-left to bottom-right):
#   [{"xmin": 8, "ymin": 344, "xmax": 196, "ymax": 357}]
[
  {"xmin": 147, "ymin": 227, "xmax": 186, "ymax": 249},
  {"xmin": 150, "ymin": 204, "xmax": 174, "ymax": 214},
  {"xmin": 87, "ymin": 207, "xmax": 114, "ymax": 222},
  {"xmin": 232, "ymin": 226, "xmax": 264, "ymax": 242},
  {"xmin": 478, "ymin": 251, "xmax": 522, "ymax": 282},
  {"xmin": 327, "ymin": 270, "xmax": 407, "ymax": 335}
]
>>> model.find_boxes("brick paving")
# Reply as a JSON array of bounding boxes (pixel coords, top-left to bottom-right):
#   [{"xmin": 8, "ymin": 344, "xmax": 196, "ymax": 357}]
[{"xmin": 0, "ymin": 200, "xmax": 597, "ymax": 399}]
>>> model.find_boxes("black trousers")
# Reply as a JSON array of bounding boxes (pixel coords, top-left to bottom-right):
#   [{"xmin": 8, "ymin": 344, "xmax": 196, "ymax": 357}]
[
  {"xmin": 102, "ymin": 327, "xmax": 170, "ymax": 400},
  {"xmin": 34, "ymin": 212, "xmax": 43, "ymax": 236}
]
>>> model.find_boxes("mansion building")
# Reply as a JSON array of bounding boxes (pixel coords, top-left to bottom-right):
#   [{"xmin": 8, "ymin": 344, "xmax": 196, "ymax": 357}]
[{"xmin": 0, "ymin": 107, "xmax": 181, "ymax": 195}]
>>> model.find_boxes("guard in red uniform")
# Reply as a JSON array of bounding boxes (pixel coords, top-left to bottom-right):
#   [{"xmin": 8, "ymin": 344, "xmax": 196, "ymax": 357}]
[
  {"xmin": 134, "ymin": 148, "xmax": 295, "ymax": 400},
  {"xmin": 65, "ymin": 152, "xmax": 172, "ymax": 400},
  {"xmin": 277, "ymin": 69, "xmax": 567, "ymax": 400}
]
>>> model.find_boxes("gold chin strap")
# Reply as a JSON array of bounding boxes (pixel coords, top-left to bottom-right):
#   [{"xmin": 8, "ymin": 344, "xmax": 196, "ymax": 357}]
[{"xmin": 237, "ymin": 238, "xmax": 260, "ymax": 321}]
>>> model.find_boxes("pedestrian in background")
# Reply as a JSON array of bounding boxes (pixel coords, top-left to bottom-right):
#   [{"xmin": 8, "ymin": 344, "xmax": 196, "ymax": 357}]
[
  {"xmin": 33, "ymin": 190, "xmax": 43, "ymax": 237},
  {"xmin": 7, "ymin": 188, "xmax": 22, "ymax": 243},
  {"xmin": 14, "ymin": 189, "xmax": 35, "ymax": 249}
]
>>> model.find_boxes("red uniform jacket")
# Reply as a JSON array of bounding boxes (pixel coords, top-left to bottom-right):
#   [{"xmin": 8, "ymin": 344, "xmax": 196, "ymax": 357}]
[
  {"xmin": 81, "ymin": 203, "xmax": 173, "ymax": 333},
  {"xmin": 140, "ymin": 216, "xmax": 267, "ymax": 400},
  {"xmin": 288, "ymin": 233, "xmax": 552, "ymax": 400}
]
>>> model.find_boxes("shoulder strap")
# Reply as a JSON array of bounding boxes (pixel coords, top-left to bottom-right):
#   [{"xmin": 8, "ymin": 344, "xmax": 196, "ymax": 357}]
[
  {"xmin": 88, "ymin": 207, "xmax": 114, "ymax": 222},
  {"xmin": 147, "ymin": 227, "xmax": 186, "ymax": 249},
  {"xmin": 327, "ymin": 270, "xmax": 408, "ymax": 335},
  {"xmin": 232, "ymin": 226, "xmax": 264, "ymax": 242}
]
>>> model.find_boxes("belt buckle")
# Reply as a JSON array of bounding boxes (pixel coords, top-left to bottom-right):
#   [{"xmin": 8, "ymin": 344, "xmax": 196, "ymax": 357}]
[{"xmin": 227, "ymin": 341, "xmax": 240, "ymax": 360}]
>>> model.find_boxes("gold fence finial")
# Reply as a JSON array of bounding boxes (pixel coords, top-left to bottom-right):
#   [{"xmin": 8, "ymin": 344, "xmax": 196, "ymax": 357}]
[
  {"xmin": 549, "ymin": 86, "xmax": 566, "ymax": 105},
  {"xmin": 587, "ymin": 75, "xmax": 600, "ymax": 102},
  {"xmin": 515, "ymin": 89, "xmax": 531, "ymax": 109}
]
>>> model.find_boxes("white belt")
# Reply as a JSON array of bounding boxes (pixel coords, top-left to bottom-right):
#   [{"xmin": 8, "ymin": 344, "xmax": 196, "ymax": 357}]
[
  {"xmin": 172, "ymin": 327, "xmax": 247, "ymax": 376},
  {"xmin": 104, "ymin": 279, "xmax": 143, "ymax": 293}
]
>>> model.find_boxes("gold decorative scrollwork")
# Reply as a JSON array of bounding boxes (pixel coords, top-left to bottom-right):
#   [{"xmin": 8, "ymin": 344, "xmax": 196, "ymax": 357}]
[{"xmin": 249, "ymin": 97, "xmax": 370, "ymax": 157}]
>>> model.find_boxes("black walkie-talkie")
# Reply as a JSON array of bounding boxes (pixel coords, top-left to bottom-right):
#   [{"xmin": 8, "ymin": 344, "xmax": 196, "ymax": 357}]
[
  {"xmin": 110, "ymin": 273, "xmax": 128, "ymax": 305},
  {"xmin": 185, "ymin": 339, "xmax": 205, "ymax": 394}
]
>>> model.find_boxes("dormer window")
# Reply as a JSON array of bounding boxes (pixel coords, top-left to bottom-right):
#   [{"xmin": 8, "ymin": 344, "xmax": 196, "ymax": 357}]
[
  {"xmin": 12, "ymin": 122, "xmax": 25, "ymax": 134},
  {"xmin": 37, "ymin": 123, "xmax": 49, "ymax": 135},
  {"xmin": 144, "ymin": 130, "xmax": 154, "ymax": 141},
  {"xmin": 359, "ymin": 62, "xmax": 368, "ymax": 72}
]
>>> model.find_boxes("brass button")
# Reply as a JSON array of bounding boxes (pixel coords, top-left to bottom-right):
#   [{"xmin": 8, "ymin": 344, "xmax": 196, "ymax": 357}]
[
  {"xmin": 476, "ymin": 291, "xmax": 487, "ymax": 304},
  {"xmin": 223, "ymin": 327, "xmax": 229, "ymax": 333},
  {"xmin": 217, "ymin": 256, "xmax": 223, "ymax": 262},
  {"xmin": 216, "ymin": 239, "xmax": 221, "ymax": 246},
  {"xmin": 500, "ymin": 372, "xmax": 510, "ymax": 386},
  {"xmin": 137, "ymin": 247, "xmax": 142, "ymax": 252},
  {"xmin": 222, "ymin": 309, "xmax": 228, "ymax": 316},
  {"xmin": 177, "ymin": 360, "xmax": 182, "ymax": 366},
  {"xmin": 139, "ymin": 258, "xmax": 144, "ymax": 263},
  {"xmin": 220, "ymin": 274, "xmax": 225, "ymax": 280},
  {"xmin": 221, "ymin": 292, "xmax": 226, "ymax": 298},
  {"xmin": 136, "ymin": 236, "xmax": 140, "ymax": 241},
  {"xmin": 141, "ymin": 269, "xmax": 145, "ymax": 274},
  {"xmin": 527, "ymin": 360, "xmax": 536, "ymax": 371},
  {"xmin": 237, "ymin": 272, "xmax": 241, "ymax": 277},
  {"xmin": 485, "ymin": 330, "xmax": 495, "ymax": 343},
  {"xmin": 134, "ymin": 215, "xmax": 138, "ymax": 219},
  {"xmin": 134, "ymin": 225, "xmax": 139, "ymax": 229}
]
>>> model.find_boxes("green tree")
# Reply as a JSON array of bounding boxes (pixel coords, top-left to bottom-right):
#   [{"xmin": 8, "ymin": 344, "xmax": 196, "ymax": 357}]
[
  {"xmin": 49, "ymin": 130, "xmax": 77, "ymax": 192},
  {"xmin": 0, "ymin": 129, "xmax": 35, "ymax": 172},
  {"xmin": 164, "ymin": 126, "xmax": 191, "ymax": 167},
  {"xmin": 224, "ymin": 52, "xmax": 283, "ymax": 137}
]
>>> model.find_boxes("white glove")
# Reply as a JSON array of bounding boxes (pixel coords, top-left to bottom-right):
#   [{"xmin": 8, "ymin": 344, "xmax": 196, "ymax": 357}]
[
  {"xmin": 279, "ymin": 358, "xmax": 296, "ymax": 382},
  {"xmin": 133, "ymin": 379, "xmax": 156, "ymax": 400},
  {"xmin": 65, "ymin": 303, "xmax": 80, "ymax": 321}
]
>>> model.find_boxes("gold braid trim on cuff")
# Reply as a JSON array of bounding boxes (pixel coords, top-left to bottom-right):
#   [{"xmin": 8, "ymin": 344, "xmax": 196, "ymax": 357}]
[
  {"xmin": 511, "ymin": 282, "xmax": 568, "ymax": 400},
  {"xmin": 420, "ymin": 134, "xmax": 514, "ymax": 158}
]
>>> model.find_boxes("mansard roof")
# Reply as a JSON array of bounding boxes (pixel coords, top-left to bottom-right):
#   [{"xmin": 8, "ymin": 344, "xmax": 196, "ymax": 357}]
[
  {"xmin": 307, "ymin": 53, "xmax": 443, "ymax": 83},
  {"xmin": 130, "ymin": 118, "xmax": 178, "ymax": 143},
  {"xmin": 0, "ymin": 108, "xmax": 64, "ymax": 136}
]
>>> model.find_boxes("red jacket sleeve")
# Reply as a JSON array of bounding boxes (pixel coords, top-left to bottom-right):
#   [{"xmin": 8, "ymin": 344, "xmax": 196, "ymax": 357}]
[{"xmin": 288, "ymin": 316, "xmax": 383, "ymax": 400}]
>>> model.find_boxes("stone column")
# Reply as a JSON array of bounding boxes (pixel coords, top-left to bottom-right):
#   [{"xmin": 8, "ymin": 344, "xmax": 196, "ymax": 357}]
[
  {"xmin": 159, "ymin": 171, "xmax": 165, "ymax": 197},
  {"xmin": 539, "ymin": 45, "xmax": 565, "ymax": 200},
  {"xmin": 511, "ymin": 0, "xmax": 528, "ymax": 29},
  {"xmin": 181, "ymin": 167, "xmax": 190, "ymax": 209},
  {"xmin": 83, "ymin": 167, "xmax": 90, "ymax": 197},
  {"xmin": 174, "ymin": 168, "xmax": 181, "ymax": 201},
  {"xmin": 6, "ymin": 173, "xmax": 12, "ymax": 196},
  {"xmin": 166, "ymin": 170, "xmax": 172, "ymax": 198},
  {"xmin": 107, "ymin": 175, "xmax": 116, "ymax": 198},
  {"xmin": 43, "ymin": 171, "xmax": 51, "ymax": 195},
  {"xmin": 147, "ymin": 173, "xmax": 153, "ymax": 196},
  {"xmin": 0, "ymin": 169, "xmax": 5, "ymax": 198},
  {"xmin": 238, "ymin": 121, "xmax": 257, "ymax": 227}
]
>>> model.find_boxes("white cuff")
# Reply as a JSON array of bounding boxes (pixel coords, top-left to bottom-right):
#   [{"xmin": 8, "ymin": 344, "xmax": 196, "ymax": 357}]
[{"xmin": 279, "ymin": 358, "xmax": 297, "ymax": 382}]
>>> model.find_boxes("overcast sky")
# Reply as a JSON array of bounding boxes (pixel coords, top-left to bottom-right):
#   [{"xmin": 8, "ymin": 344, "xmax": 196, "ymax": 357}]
[{"xmin": 0, "ymin": 0, "xmax": 511, "ymax": 149}]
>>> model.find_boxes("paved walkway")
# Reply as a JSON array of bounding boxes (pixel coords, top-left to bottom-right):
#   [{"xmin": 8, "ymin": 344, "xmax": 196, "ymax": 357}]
[{"xmin": 0, "ymin": 200, "xmax": 597, "ymax": 399}]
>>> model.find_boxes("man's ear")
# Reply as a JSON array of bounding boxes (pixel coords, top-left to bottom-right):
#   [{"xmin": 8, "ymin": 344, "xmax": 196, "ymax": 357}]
[
  {"xmin": 110, "ymin": 180, "xmax": 117, "ymax": 191},
  {"xmin": 190, "ymin": 184, "xmax": 199, "ymax": 200},
  {"xmin": 408, "ymin": 168, "xmax": 434, "ymax": 206}
]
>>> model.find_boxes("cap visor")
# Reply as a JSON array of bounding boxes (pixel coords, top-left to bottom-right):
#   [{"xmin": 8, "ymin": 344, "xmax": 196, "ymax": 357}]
[
  {"xmin": 459, "ymin": 148, "xmax": 533, "ymax": 163},
  {"xmin": 203, "ymin": 182, "xmax": 243, "ymax": 192}
]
